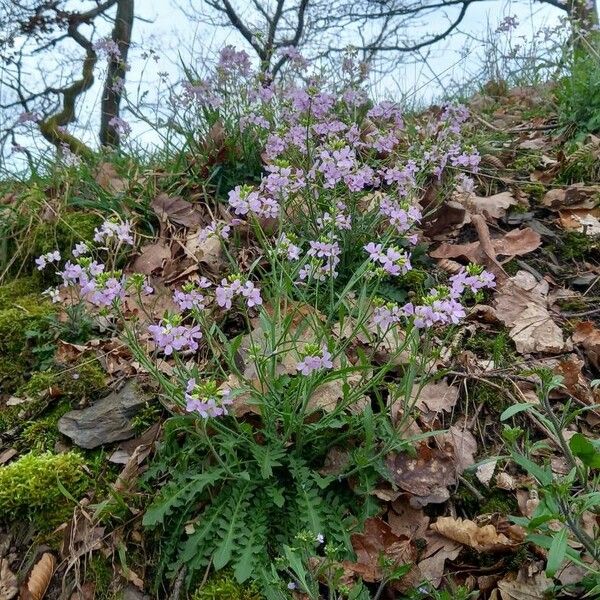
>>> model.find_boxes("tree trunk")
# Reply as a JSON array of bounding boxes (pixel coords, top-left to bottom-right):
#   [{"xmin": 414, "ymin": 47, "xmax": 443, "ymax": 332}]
[{"xmin": 99, "ymin": 0, "xmax": 134, "ymax": 148}]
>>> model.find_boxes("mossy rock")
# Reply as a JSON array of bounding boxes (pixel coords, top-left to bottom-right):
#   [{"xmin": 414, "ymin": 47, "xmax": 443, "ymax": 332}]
[
  {"xmin": 0, "ymin": 451, "xmax": 89, "ymax": 524},
  {"xmin": 32, "ymin": 211, "xmax": 102, "ymax": 257},
  {"xmin": 192, "ymin": 572, "xmax": 263, "ymax": 600}
]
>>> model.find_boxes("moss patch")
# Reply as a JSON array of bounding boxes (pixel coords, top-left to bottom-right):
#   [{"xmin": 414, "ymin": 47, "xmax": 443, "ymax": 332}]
[
  {"xmin": 0, "ymin": 451, "xmax": 89, "ymax": 525},
  {"xmin": 192, "ymin": 572, "xmax": 263, "ymax": 600},
  {"xmin": 32, "ymin": 211, "xmax": 101, "ymax": 258},
  {"xmin": 18, "ymin": 360, "xmax": 106, "ymax": 401}
]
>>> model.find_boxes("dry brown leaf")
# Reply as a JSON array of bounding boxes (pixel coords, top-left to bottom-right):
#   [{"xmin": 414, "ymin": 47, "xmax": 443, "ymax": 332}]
[
  {"xmin": 558, "ymin": 208, "xmax": 600, "ymax": 235},
  {"xmin": 21, "ymin": 553, "xmax": 55, "ymax": 600},
  {"xmin": 131, "ymin": 241, "xmax": 171, "ymax": 275},
  {"xmin": 430, "ymin": 517, "xmax": 515, "ymax": 552},
  {"xmin": 476, "ymin": 460, "xmax": 497, "ymax": 487},
  {"xmin": 496, "ymin": 565, "xmax": 553, "ymax": 600},
  {"xmin": 430, "ymin": 227, "xmax": 541, "ymax": 264},
  {"xmin": 386, "ymin": 444, "xmax": 456, "ymax": 507},
  {"xmin": 95, "ymin": 162, "xmax": 127, "ymax": 194},
  {"xmin": 0, "ymin": 449, "xmax": 17, "ymax": 465},
  {"xmin": 412, "ymin": 381, "xmax": 459, "ymax": 414},
  {"xmin": 0, "ymin": 559, "xmax": 18, "ymax": 600},
  {"xmin": 347, "ymin": 518, "xmax": 417, "ymax": 583},
  {"xmin": 388, "ymin": 499, "xmax": 430, "ymax": 539},
  {"xmin": 493, "ymin": 271, "xmax": 565, "ymax": 354},
  {"xmin": 464, "ymin": 191, "xmax": 519, "ymax": 220},
  {"xmin": 151, "ymin": 193, "xmax": 203, "ymax": 228},
  {"xmin": 542, "ymin": 184, "xmax": 600, "ymax": 210},
  {"xmin": 185, "ymin": 232, "xmax": 225, "ymax": 273},
  {"xmin": 415, "ymin": 531, "xmax": 462, "ymax": 588},
  {"xmin": 573, "ymin": 321, "xmax": 600, "ymax": 371}
]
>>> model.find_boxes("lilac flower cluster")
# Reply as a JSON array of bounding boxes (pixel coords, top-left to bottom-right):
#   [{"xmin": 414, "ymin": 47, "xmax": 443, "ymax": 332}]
[
  {"xmin": 364, "ymin": 243, "xmax": 412, "ymax": 276},
  {"xmin": 379, "ymin": 197, "xmax": 421, "ymax": 236},
  {"xmin": 184, "ymin": 378, "xmax": 233, "ymax": 418},
  {"xmin": 215, "ymin": 277, "xmax": 262, "ymax": 310},
  {"xmin": 108, "ymin": 116, "xmax": 131, "ymax": 137},
  {"xmin": 148, "ymin": 315, "xmax": 202, "ymax": 356},
  {"xmin": 276, "ymin": 233, "xmax": 301, "ymax": 261},
  {"xmin": 297, "ymin": 345, "xmax": 333, "ymax": 376},
  {"xmin": 173, "ymin": 278, "xmax": 211, "ymax": 311},
  {"xmin": 94, "ymin": 218, "xmax": 134, "ymax": 245},
  {"xmin": 93, "ymin": 37, "xmax": 121, "ymax": 59},
  {"xmin": 370, "ymin": 266, "xmax": 495, "ymax": 331},
  {"xmin": 228, "ymin": 185, "xmax": 279, "ymax": 219},
  {"xmin": 299, "ymin": 239, "xmax": 341, "ymax": 281},
  {"xmin": 35, "ymin": 250, "xmax": 61, "ymax": 270}
]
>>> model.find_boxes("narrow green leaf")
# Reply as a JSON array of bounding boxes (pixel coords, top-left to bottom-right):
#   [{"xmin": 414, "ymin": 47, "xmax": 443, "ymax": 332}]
[
  {"xmin": 511, "ymin": 452, "xmax": 553, "ymax": 486},
  {"xmin": 500, "ymin": 403, "xmax": 537, "ymax": 421},
  {"xmin": 546, "ymin": 527, "xmax": 568, "ymax": 577}
]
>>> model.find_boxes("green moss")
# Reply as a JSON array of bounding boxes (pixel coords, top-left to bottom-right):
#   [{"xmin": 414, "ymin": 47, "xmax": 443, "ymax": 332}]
[
  {"xmin": 87, "ymin": 555, "xmax": 115, "ymax": 600},
  {"xmin": 0, "ymin": 276, "xmax": 41, "ymax": 309},
  {"xmin": 17, "ymin": 360, "xmax": 106, "ymax": 401},
  {"xmin": 0, "ymin": 295, "xmax": 54, "ymax": 356},
  {"xmin": 554, "ymin": 231, "xmax": 599, "ymax": 261},
  {"xmin": 0, "ymin": 451, "xmax": 89, "ymax": 524},
  {"xmin": 465, "ymin": 329, "xmax": 515, "ymax": 368},
  {"xmin": 33, "ymin": 211, "xmax": 102, "ymax": 257},
  {"xmin": 192, "ymin": 572, "xmax": 263, "ymax": 600},
  {"xmin": 471, "ymin": 381, "xmax": 511, "ymax": 412},
  {"xmin": 521, "ymin": 182, "xmax": 546, "ymax": 202},
  {"xmin": 512, "ymin": 151, "xmax": 543, "ymax": 174},
  {"xmin": 19, "ymin": 401, "xmax": 71, "ymax": 453}
]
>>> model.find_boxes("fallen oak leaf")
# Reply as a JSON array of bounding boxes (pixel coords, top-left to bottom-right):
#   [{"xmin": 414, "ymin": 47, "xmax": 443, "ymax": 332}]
[
  {"xmin": 20, "ymin": 553, "xmax": 55, "ymax": 600},
  {"xmin": 430, "ymin": 517, "xmax": 515, "ymax": 552}
]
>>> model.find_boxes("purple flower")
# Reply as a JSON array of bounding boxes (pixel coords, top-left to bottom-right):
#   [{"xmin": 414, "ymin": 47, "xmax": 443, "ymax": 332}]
[
  {"xmin": 297, "ymin": 345, "xmax": 333, "ymax": 376},
  {"xmin": 94, "ymin": 218, "xmax": 134, "ymax": 245},
  {"xmin": 93, "ymin": 37, "xmax": 121, "ymax": 59},
  {"xmin": 148, "ymin": 320, "xmax": 202, "ymax": 356},
  {"xmin": 185, "ymin": 378, "xmax": 233, "ymax": 418},
  {"xmin": 276, "ymin": 233, "xmax": 301, "ymax": 261},
  {"xmin": 88, "ymin": 275, "xmax": 125, "ymax": 307},
  {"xmin": 108, "ymin": 116, "xmax": 131, "ymax": 137},
  {"xmin": 72, "ymin": 242, "xmax": 89, "ymax": 257},
  {"xmin": 42, "ymin": 287, "xmax": 61, "ymax": 303},
  {"xmin": 372, "ymin": 304, "xmax": 402, "ymax": 329},
  {"xmin": 173, "ymin": 287, "xmax": 207, "ymax": 311},
  {"xmin": 215, "ymin": 277, "xmax": 262, "ymax": 310},
  {"xmin": 35, "ymin": 250, "xmax": 61, "ymax": 270}
]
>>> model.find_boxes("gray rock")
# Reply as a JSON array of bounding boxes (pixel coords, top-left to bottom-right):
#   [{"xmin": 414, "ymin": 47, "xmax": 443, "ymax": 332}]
[{"xmin": 58, "ymin": 380, "xmax": 150, "ymax": 449}]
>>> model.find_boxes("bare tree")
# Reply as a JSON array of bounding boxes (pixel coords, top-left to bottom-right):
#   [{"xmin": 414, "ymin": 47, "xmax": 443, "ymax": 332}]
[
  {"xmin": 0, "ymin": 0, "xmax": 135, "ymax": 159},
  {"xmin": 192, "ymin": 0, "xmax": 598, "ymax": 75}
]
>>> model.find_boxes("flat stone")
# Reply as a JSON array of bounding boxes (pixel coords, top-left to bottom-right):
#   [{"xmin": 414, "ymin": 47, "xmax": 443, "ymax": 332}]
[{"xmin": 58, "ymin": 380, "xmax": 150, "ymax": 449}]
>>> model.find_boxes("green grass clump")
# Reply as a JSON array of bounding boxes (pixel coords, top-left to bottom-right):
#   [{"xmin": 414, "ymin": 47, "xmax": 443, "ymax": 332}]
[
  {"xmin": 556, "ymin": 52, "xmax": 600, "ymax": 138},
  {"xmin": 464, "ymin": 329, "xmax": 515, "ymax": 368},
  {"xmin": 193, "ymin": 572, "xmax": 263, "ymax": 600},
  {"xmin": 0, "ymin": 451, "xmax": 89, "ymax": 523}
]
